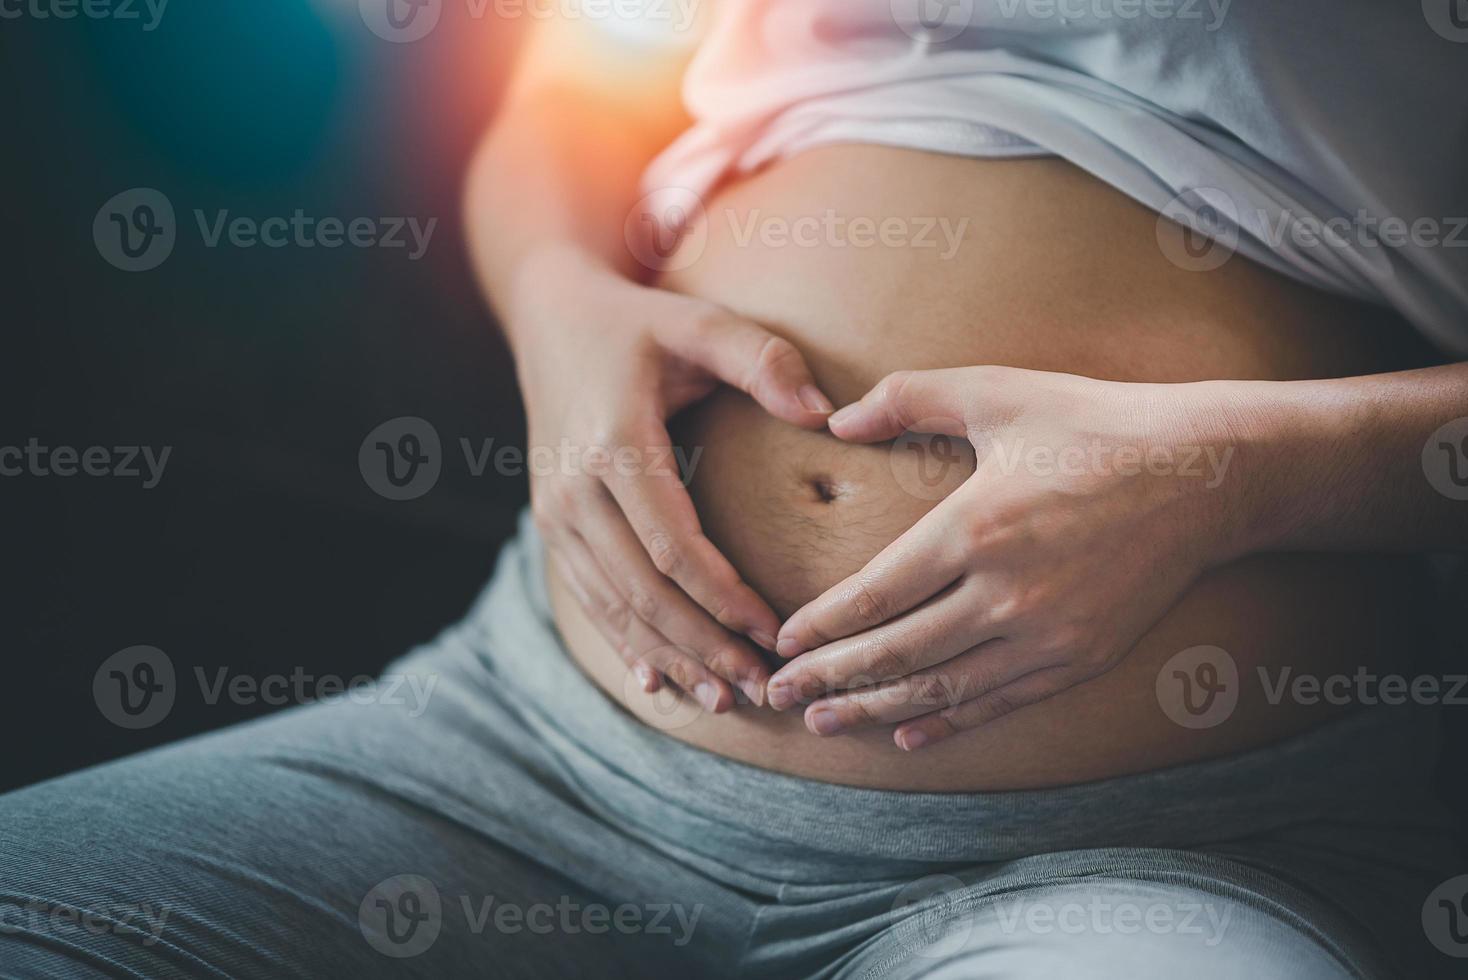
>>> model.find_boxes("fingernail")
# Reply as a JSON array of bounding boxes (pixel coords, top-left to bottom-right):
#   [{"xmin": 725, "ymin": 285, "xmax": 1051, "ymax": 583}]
[
  {"xmin": 694, "ymin": 682, "xmax": 722, "ymax": 713},
  {"xmin": 806, "ymin": 706, "xmax": 842, "ymax": 736},
  {"xmin": 634, "ymin": 664, "xmax": 659, "ymax": 692},
  {"xmin": 775, "ymin": 637, "xmax": 804, "ymax": 659},
  {"xmin": 737, "ymin": 676, "xmax": 766, "ymax": 707},
  {"xmin": 827, "ymin": 403, "xmax": 860, "ymax": 428},
  {"xmin": 767, "ymin": 680, "xmax": 794, "ymax": 711},
  {"xmin": 798, "ymin": 385, "xmax": 834, "ymax": 414},
  {"xmin": 749, "ymin": 630, "xmax": 777, "ymax": 651},
  {"xmin": 896, "ymin": 728, "xmax": 929, "ymax": 752}
]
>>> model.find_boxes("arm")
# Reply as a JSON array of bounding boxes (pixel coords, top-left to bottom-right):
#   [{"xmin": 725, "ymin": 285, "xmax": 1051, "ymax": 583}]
[
  {"xmin": 766, "ymin": 360, "xmax": 1467, "ymax": 748},
  {"xmin": 465, "ymin": 18, "xmax": 692, "ymax": 310},
  {"xmin": 464, "ymin": 14, "xmax": 834, "ymax": 709},
  {"xmin": 1227, "ymin": 362, "xmax": 1468, "ymax": 554}
]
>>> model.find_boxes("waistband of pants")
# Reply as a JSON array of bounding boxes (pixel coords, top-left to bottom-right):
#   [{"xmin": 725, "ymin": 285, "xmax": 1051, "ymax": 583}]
[{"xmin": 458, "ymin": 512, "xmax": 1450, "ymax": 872}]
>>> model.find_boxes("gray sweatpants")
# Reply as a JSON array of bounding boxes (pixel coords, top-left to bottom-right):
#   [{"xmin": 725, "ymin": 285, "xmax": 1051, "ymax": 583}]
[{"xmin": 0, "ymin": 519, "xmax": 1461, "ymax": 978}]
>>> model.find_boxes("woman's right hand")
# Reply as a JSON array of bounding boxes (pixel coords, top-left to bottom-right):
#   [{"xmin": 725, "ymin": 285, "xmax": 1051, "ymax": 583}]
[{"xmin": 507, "ymin": 250, "xmax": 835, "ymax": 712}]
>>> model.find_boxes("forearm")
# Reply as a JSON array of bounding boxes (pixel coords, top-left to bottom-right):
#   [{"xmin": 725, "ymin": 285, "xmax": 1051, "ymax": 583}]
[
  {"xmin": 1220, "ymin": 361, "xmax": 1468, "ymax": 556},
  {"xmin": 462, "ymin": 24, "xmax": 693, "ymax": 348},
  {"xmin": 465, "ymin": 93, "xmax": 652, "ymax": 334}
]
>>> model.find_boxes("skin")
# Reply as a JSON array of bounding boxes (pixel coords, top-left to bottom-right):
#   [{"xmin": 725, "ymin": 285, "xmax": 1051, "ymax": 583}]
[
  {"xmin": 465, "ymin": 17, "xmax": 833, "ymax": 709},
  {"xmin": 769, "ymin": 363, "xmax": 1468, "ymax": 750},
  {"xmin": 467, "ymin": 10, "xmax": 1468, "ymax": 754}
]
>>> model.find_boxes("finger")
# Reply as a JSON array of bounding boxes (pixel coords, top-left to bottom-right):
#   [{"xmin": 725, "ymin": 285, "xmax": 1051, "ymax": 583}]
[
  {"xmin": 549, "ymin": 535, "xmax": 734, "ymax": 712},
  {"xmin": 577, "ymin": 489, "xmax": 771, "ymax": 706},
  {"xmin": 799, "ymin": 638, "xmax": 1035, "ymax": 736},
  {"xmin": 660, "ymin": 308, "xmax": 833, "ymax": 428},
  {"xmin": 826, "ymin": 369, "xmax": 972, "ymax": 444},
  {"xmin": 545, "ymin": 536, "xmax": 663, "ymax": 694},
  {"xmin": 775, "ymin": 501, "xmax": 963, "ymax": 659},
  {"xmin": 766, "ymin": 585, "xmax": 980, "ymax": 711},
  {"xmin": 600, "ymin": 428, "xmax": 781, "ymax": 648},
  {"xmin": 893, "ymin": 665, "xmax": 1077, "ymax": 751}
]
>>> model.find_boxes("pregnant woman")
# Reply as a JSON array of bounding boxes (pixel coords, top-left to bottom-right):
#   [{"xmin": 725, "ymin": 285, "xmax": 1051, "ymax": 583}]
[{"xmin": 3, "ymin": 3, "xmax": 1466, "ymax": 978}]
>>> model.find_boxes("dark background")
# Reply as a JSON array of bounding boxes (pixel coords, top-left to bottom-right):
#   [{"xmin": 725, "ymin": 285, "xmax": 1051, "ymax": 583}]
[{"xmin": 4, "ymin": 2, "xmax": 530, "ymax": 792}]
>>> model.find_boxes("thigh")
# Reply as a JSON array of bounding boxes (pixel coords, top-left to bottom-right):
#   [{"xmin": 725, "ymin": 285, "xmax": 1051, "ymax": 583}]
[
  {"xmin": 0, "ymin": 645, "xmax": 694, "ymax": 979},
  {"xmin": 835, "ymin": 877, "xmax": 1353, "ymax": 980}
]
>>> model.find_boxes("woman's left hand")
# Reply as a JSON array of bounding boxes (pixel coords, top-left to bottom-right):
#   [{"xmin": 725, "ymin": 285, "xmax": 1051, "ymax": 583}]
[{"xmin": 767, "ymin": 365, "xmax": 1254, "ymax": 750}]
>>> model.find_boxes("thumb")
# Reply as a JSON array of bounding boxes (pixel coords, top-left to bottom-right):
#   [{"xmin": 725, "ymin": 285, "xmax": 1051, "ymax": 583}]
[
  {"xmin": 667, "ymin": 307, "xmax": 833, "ymax": 428},
  {"xmin": 826, "ymin": 369, "xmax": 971, "ymax": 443}
]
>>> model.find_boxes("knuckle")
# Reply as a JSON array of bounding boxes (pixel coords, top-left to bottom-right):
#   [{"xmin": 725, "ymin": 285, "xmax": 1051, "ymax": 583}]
[
  {"xmin": 755, "ymin": 335, "xmax": 799, "ymax": 375},
  {"xmin": 627, "ymin": 583, "xmax": 659, "ymax": 623},
  {"xmin": 908, "ymin": 673, "xmax": 951, "ymax": 711},
  {"xmin": 1047, "ymin": 625, "xmax": 1086, "ymax": 660},
  {"xmin": 987, "ymin": 589, "xmax": 1026, "ymax": 626},
  {"xmin": 688, "ymin": 303, "xmax": 727, "ymax": 336},
  {"xmin": 646, "ymin": 531, "xmax": 683, "ymax": 578},
  {"xmin": 530, "ymin": 486, "xmax": 570, "ymax": 528},
  {"xmin": 863, "ymin": 636, "xmax": 908, "ymax": 682},
  {"xmin": 665, "ymin": 659, "xmax": 701, "ymax": 694},
  {"xmin": 702, "ymin": 644, "xmax": 749, "ymax": 680},
  {"xmin": 844, "ymin": 697, "xmax": 883, "ymax": 728},
  {"xmin": 933, "ymin": 712, "xmax": 963, "ymax": 739},
  {"xmin": 603, "ymin": 601, "xmax": 633, "ymax": 634},
  {"xmin": 849, "ymin": 579, "xmax": 889, "ymax": 625},
  {"xmin": 976, "ymin": 687, "xmax": 1021, "ymax": 721},
  {"xmin": 876, "ymin": 370, "xmax": 912, "ymax": 400},
  {"xmin": 959, "ymin": 515, "xmax": 993, "ymax": 553},
  {"xmin": 877, "ymin": 370, "xmax": 915, "ymax": 419},
  {"xmin": 708, "ymin": 601, "xmax": 739, "ymax": 631}
]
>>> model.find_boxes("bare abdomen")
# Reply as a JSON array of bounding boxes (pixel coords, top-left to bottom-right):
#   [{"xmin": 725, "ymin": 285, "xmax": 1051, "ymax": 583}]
[{"xmin": 552, "ymin": 146, "xmax": 1429, "ymax": 791}]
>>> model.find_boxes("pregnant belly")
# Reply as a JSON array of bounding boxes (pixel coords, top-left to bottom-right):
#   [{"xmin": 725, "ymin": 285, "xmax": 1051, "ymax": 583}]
[{"xmin": 551, "ymin": 145, "xmax": 1429, "ymax": 791}]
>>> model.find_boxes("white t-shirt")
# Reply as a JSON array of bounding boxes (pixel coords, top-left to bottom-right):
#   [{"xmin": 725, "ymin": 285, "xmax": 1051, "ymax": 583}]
[{"xmin": 642, "ymin": 0, "xmax": 1468, "ymax": 355}]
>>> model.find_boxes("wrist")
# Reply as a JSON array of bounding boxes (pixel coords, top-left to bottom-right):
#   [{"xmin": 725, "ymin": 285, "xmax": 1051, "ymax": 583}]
[
  {"xmin": 1186, "ymin": 378, "xmax": 1338, "ymax": 561},
  {"xmin": 502, "ymin": 244, "xmax": 629, "ymax": 349}
]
